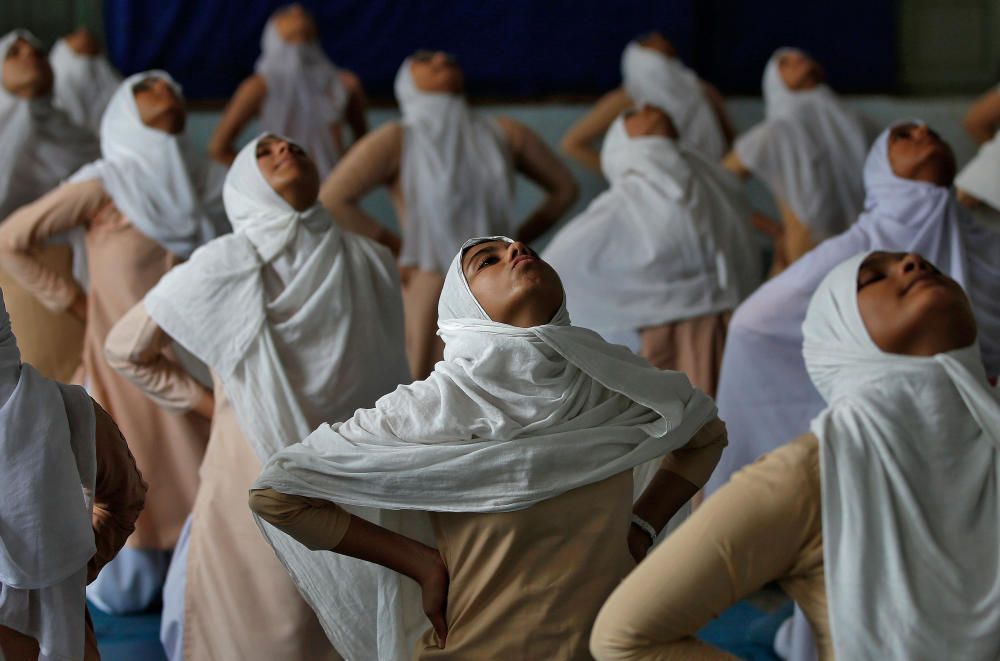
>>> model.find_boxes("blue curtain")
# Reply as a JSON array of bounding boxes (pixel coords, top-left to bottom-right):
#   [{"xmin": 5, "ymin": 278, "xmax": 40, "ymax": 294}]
[{"xmin": 104, "ymin": 0, "xmax": 894, "ymax": 101}]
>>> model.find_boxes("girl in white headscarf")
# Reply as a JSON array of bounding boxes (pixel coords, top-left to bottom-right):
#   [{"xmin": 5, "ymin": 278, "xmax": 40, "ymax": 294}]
[
  {"xmin": 706, "ymin": 120, "xmax": 1000, "ymax": 660},
  {"xmin": 0, "ymin": 71, "xmax": 226, "ymax": 615},
  {"xmin": 49, "ymin": 27, "xmax": 121, "ymax": 135},
  {"xmin": 723, "ymin": 48, "xmax": 873, "ymax": 268},
  {"xmin": 545, "ymin": 106, "xmax": 759, "ymax": 394},
  {"xmin": 208, "ymin": 3, "xmax": 367, "ymax": 176},
  {"xmin": 104, "ymin": 133, "xmax": 409, "ymax": 660},
  {"xmin": 561, "ymin": 31, "xmax": 733, "ymax": 172},
  {"xmin": 591, "ymin": 250, "xmax": 1000, "ymax": 661},
  {"xmin": 320, "ymin": 52, "xmax": 579, "ymax": 379},
  {"xmin": 0, "ymin": 288, "xmax": 145, "ymax": 661},
  {"xmin": 249, "ymin": 236, "xmax": 725, "ymax": 660},
  {"xmin": 0, "ymin": 30, "xmax": 99, "ymax": 383}
]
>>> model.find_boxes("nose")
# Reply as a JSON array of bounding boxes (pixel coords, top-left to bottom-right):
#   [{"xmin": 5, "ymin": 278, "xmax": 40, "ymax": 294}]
[
  {"xmin": 506, "ymin": 241, "xmax": 530, "ymax": 261},
  {"xmin": 912, "ymin": 124, "xmax": 930, "ymax": 140},
  {"xmin": 432, "ymin": 51, "xmax": 449, "ymax": 66},
  {"xmin": 900, "ymin": 252, "xmax": 929, "ymax": 274}
]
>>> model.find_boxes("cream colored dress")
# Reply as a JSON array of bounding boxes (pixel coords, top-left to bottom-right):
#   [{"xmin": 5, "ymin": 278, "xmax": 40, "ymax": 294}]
[
  {"xmin": 0, "ymin": 180, "xmax": 210, "ymax": 550},
  {"xmin": 106, "ymin": 303, "xmax": 338, "ymax": 660},
  {"xmin": 252, "ymin": 420, "xmax": 727, "ymax": 660}
]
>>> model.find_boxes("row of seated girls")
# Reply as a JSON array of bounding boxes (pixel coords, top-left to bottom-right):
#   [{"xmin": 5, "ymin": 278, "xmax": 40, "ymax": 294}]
[{"xmin": 1, "ymin": 3, "xmax": 999, "ymax": 659}]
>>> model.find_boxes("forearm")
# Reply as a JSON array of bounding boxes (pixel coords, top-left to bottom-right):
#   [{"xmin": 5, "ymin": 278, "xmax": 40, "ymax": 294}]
[
  {"xmin": 327, "ymin": 200, "xmax": 398, "ymax": 248},
  {"xmin": 560, "ymin": 142, "xmax": 602, "ymax": 172},
  {"xmin": 632, "ymin": 469, "xmax": 699, "ymax": 533},
  {"xmin": 516, "ymin": 190, "xmax": 576, "ymax": 244}
]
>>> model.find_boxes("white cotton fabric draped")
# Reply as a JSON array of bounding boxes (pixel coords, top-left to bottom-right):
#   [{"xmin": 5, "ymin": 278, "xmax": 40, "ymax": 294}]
[
  {"xmin": 146, "ymin": 135, "xmax": 410, "ymax": 660},
  {"xmin": 804, "ymin": 253, "xmax": 1000, "ymax": 660},
  {"xmin": 621, "ymin": 41, "xmax": 726, "ymax": 159},
  {"xmin": 145, "ymin": 133, "xmax": 409, "ymax": 461},
  {"xmin": 395, "ymin": 60, "xmax": 516, "ymax": 273},
  {"xmin": 255, "ymin": 19, "xmax": 348, "ymax": 178},
  {"xmin": 734, "ymin": 48, "xmax": 870, "ymax": 241},
  {"xmin": 49, "ymin": 38, "xmax": 120, "ymax": 135},
  {"xmin": 252, "ymin": 235, "xmax": 717, "ymax": 659},
  {"xmin": 543, "ymin": 115, "xmax": 759, "ymax": 349},
  {"xmin": 69, "ymin": 71, "xmax": 226, "ymax": 258},
  {"xmin": 956, "ymin": 129, "xmax": 1000, "ymax": 212},
  {"xmin": 0, "ymin": 290, "xmax": 97, "ymax": 661},
  {"xmin": 706, "ymin": 122, "xmax": 1000, "ymax": 496},
  {"xmin": 0, "ymin": 30, "xmax": 99, "ymax": 220}
]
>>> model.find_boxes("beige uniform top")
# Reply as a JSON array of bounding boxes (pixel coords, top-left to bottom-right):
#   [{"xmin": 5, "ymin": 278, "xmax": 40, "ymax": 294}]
[
  {"xmin": 251, "ymin": 421, "xmax": 727, "ymax": 660},
  {"xmin": 591, "ymin": 433, "xmax": 829, "ymax": 660},
  {"xmin": 105, "ymin": 302, "xmax": 338, "ymax": 660},
  {"xmin": 0, "ymin": 180, "xmax": 211, "ymax": 549}
]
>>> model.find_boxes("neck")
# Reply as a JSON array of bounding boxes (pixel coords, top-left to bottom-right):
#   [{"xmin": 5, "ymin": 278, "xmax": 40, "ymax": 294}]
[{"xmin": 504, "ymin": 302, "xmax": 556, "ymax": 328}]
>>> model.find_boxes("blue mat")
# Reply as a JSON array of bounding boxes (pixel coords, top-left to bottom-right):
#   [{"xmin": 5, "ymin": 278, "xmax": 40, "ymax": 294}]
[{"xmin": 92, "ymin": 598, "xmax": 788, "ymax": 660}]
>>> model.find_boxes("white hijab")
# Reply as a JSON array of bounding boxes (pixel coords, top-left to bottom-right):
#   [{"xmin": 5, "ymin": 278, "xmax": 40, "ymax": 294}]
[
  {"xmin": 255, "ymin": 17, "xmax": 348, "ymax": 178},
  {"xmin": 0, "ymin": 289, "xmax": 97, "ymax": 661},
  {"xmin": 396, "ymin": 59, "xmax": 515, "ymax": 273},
  {"xmin": 804, "ymin": 253, "xmax": 1000, "ymax": 660},
  {"xmin": 734, "ymin": 48, "xmax": 870, "ymax": 241},
  {"xmin": 69, "ymin": 71, "xmax": 226, "ymax": 258},
  {"xmin": 543, "ymin": 114, "xmax": 759, "ymax": 350},
  {"xmin": 621, "ymin": 41, "xmax": 726, "ymax": 159},
  {"xmin": 706, "ymin": 123, "xmax": 1000, "ymax": 495},
  {"xmin": 956, "ymin": 129, "xmax": 1000, "ymax": 212},
  {"xmin": 0, "ymin": 30, "xmax": 99, "ymax": 220},
  {"xmin": 252, "ymin": 235, "xmax": 717, "ymax": 659},
  {"xmin": 49, "ymin": 38, "xmax": 120, "ymax": 135}
]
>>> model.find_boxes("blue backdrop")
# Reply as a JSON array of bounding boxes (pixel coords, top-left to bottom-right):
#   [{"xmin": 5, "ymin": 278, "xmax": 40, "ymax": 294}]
[{"xmin": 104, "ymin": 0, "xmax": 896, "ymax": 101}]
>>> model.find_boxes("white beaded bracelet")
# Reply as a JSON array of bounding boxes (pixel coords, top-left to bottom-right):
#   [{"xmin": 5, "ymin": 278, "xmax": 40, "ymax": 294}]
[{"xmin": 630, "ymin": 514, "xmax": 657, "ymax": 545}]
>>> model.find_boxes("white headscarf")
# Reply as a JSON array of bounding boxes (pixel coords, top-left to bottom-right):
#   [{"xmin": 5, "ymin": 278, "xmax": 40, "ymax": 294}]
[
  {"xmin": 621, "ymin": 41, "xmax": 726, "ymax": 159},
  {"xmin": 254, "ymin": 17, "xmax": 348, "ymax": 178},
  {"xmin": 49, "ymin": 38, "xmax": 120, "ymax": 135},
  {"xmin": 395, "ymin": 59, "xmax": 515, "ymax": 273},
  {"xmin": 734, "ymin": 48, "xmax": 870, "ymax": 241},
  {"xmin": 0, "ymin": 289, "xmax": 97, "ymax": 661},
  {"xmin": 956, "ymin": 128, "xmax": 1000, "ymax": 212},
  {"xmin": 252, "ymin": 235, "xmax": 717, "ymax": 659},
  {"xmin": 543, "ymin": 114, "xmax": 760, "ymax": 350},
  {"xmin": 69, "ymin": 71, "xmax": 227, "ymax": 258},
  {"xmin": 706, "ymin": 123, "xmax": 1000, "ymax": 494},
  {"xmin": 0, "ymin": 30, "xmax": 99, "ymax": 220},
  {"xmin": 804, "ymin": 252, "xmax": 1000, "ymax": 660},
  {"xmin": 145, "ymin": 133, "xmax": 409, "ymax": 461}
]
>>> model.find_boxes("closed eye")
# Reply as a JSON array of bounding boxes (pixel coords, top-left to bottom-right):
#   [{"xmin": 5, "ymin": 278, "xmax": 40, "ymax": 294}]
[
  {"xmin": 478, "ymin": 255, "xmax": 500, "ymax": 270},
  {"xmin": 857, "ymin": 271, "xmax": 884, "ymax": 290}
]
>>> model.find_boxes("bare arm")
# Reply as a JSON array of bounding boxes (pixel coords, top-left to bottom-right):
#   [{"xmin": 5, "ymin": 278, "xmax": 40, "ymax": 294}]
[
  {"xmin": 628, "ymin": 418, "xmax": 727, "ymax": 560},
  {"xmin": 721, "ymin": 150, "xmax": 751, "ymax": 178},
  {"xmin": 88, "ymin": 399, "xmax": 147, "ymax": 582},
  {"xmin": 701, "ymin": 81, "xmax": 735, "ymax": 148},
  {"xmin": 319, "ymin": 122, "xmax": 403, "ymax": 255},
  {"xmin": 560, "ymin": 87, "xmax": 632, "ymax": 172},
  {"xmin": 964, "ymin": 88, "xmax": 1000, "ymax": 145},
  {"xmin": 249, "ymin": 487, "xmax": 450, "ymax": 646},
  {"xmin": 104, "ymin": 301, "xmax": 214, "ymax": 418},
  {"xmin": 208, "ymin": 74, "xmax": 267, "ymax": 166},
  {"xmin": 339, "ymin": 69, "xmax": 369, "ymax": 146},
  {"xmin": 498, "ymin": 117, "xmax": 579, "ymax": 244}
]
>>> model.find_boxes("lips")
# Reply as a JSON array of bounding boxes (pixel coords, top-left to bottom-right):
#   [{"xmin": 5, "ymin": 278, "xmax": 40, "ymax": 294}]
[
  {"xmin": 903, "ymin": 271, "xmax": 944, "ymax": 295},
  {"xmin": 511, "ymin": 254, "xmax": 538, "ymax": 269}
]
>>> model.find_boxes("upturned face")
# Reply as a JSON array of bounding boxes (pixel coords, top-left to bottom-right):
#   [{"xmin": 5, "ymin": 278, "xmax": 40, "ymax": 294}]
[
  {"xmin": 462, "ymin": 240, "xmax": 564, "ymax": 328},
  {"xmin": 410, "ymin": 50, "xmax": 464, "ymax": 93},
  {"xmin": 273, "ymin": 4, "xmax": 317, "ymax": 44},
  {"xmin": 255, "ymin": 135, "xmax": 319, "ymax": 210},
  {"xmin": 2, "ymin": 37, "xmax": 53, "ymax": 98},
  {"xmin": 638, "ymin": 31, "xmax": 677, "ymax": 58},
  {"xmin": 778, "ymin": 50, "xmax": 824, "ymax": 91},
  {"xmin": 856, "ymin": 251, "xmax": 976, "ymax": 356},
  {"xmin": 886, "ymin": 122, "xmax": 956, "ymax": 187},
  {"xmin": 133, "ymin": 76, "xmax": 186, "ymax": 134}
]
